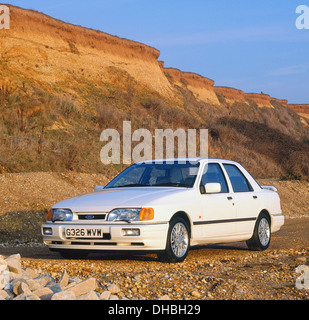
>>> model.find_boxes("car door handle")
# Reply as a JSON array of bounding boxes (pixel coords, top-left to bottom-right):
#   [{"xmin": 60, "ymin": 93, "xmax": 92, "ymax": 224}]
[
  {"xmin": 253, "ymin": 195, "xmax": 258, "ymax": 199},
  {"xmin": 227, "ymin": 196, "xmax": 233, "ymax": 200}
]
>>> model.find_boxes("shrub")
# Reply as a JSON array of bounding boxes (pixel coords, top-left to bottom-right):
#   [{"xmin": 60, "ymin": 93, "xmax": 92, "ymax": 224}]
[
  {"xmin": 96, "ymin": 103, "xmax": 122, "ymax": 129},
  {"xmin": 217, "ymin": 117, "xmax": 309, "ymax": 180}
]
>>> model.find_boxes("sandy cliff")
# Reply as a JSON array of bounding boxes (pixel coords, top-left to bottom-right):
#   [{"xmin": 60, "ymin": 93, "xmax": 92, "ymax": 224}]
[
  {"xmin": 288, "ymin": 104, "xmax": 309, "ymax": 125},
  {"xmin": 0, "ymin": 5, "xmax": 173, "ymax": 96},
  {"xmin": 288, "ymin": 104, "xmax": 309, "ymax": 115},
  {"xmin": 214, "ymin": 86, "xmax": 246, "ymax": 105},
  {"xmin": 163, "ymin": 66, "xmax": 291, "ymax": 109},
  {"xmin": 0, "ymin": 5, "xmax": 307, "ymax": 114},
  {"xmin": 164, "ymin": 67, "xmax": 220, "ymax": 105}
]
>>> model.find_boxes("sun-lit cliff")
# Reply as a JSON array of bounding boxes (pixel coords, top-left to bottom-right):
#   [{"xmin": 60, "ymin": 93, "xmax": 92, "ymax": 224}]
[
  {"xmin": 0, "ymin": 5, "xmax": 173, "ymax": 97},
  {"xmin": 1, "ymin": 4, "xmax": 306, "ymax": 112},
  {"xmin": 0, "ymin": 5, "xmax": 308, "ymax": 179}
]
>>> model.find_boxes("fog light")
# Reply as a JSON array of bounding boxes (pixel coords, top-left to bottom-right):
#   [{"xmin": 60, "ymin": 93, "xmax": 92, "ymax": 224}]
[
  {"xmin": 43, "ymin": 227, "xmax": 53, "ymax": 235},
  {"xmin": 122, "ymin": 228, "xmax": 140, "ymax": 236}
]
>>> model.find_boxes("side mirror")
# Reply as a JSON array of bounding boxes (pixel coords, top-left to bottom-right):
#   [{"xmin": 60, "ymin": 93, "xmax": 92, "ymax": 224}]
[
  {"xmin": 205, "ymin": 183, "xmax": 221, "ymax": 194},
  {"xmin": 94, "ymin": 186, "xmax": 105, "ymax": 192}
]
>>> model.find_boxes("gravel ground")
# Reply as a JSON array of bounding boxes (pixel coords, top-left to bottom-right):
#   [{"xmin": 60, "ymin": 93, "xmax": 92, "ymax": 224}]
[
  {"xmin": 16, "ymin": 245, "xmax": 309, "ymax": 300},
  {"xmin": 0, "ymin": 173, "xmax": 308, "ymax": 300}
]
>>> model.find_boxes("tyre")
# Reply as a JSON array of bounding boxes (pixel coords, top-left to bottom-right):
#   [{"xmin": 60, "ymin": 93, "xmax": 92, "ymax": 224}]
[
  {"xmin": 246, "ymin": 213, "xmax": 271, "ymax": 251},
  {"xmin": 158, "ymin": 217, "xmax": 190, "ymax": 263}
]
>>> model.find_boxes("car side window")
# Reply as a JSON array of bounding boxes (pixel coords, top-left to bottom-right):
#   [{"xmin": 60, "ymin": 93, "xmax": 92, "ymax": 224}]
[
  {"xmin": 223, "ymin": 164, "xmax": 253, "ymax": 192},
  {"xmin": 200, "ymin": 163, "xmax": 229, "ymax": 194}
]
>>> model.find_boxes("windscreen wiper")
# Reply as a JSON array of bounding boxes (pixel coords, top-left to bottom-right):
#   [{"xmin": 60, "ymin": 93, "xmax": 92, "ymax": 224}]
[
  {"xmin": 108, "ymin": 184, "xmax": 149, "ymax": 188},
  {"xmin": 152, "ymin": 182, "xmax": 188, "ymax": 187}
]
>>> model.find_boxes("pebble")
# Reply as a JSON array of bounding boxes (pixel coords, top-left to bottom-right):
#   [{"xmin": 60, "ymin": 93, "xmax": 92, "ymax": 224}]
[
  {"xmin": 100, "ymin": 290, "xmax": 111, "ymax": 300},
  {"xmin": 107, "ymin": 283, "xmax": 121, "ymax": 294},
  {"xmin": 78, "ymin": 291, "xmax": 100, "ymax": 300},
  {"xmin": 1, "ymin": 249, "xmax": 309, "ymax": 300},
  {"xmin": 0, "ymin": 253, "xmax": 175, "ymax": 300},
  {"xmin": 52, "ymin": 290, "xmax": 76, "ymax": 300},
  {"xmin": 158, "ymin": 294, "xmax": 172, "ymax": 300},
  {"xmin": 235, "ymin": 288, "xmax": 245, "ymax": 295},
  {"xmin": 6, "ymin": 254, "xmax": 22, "ymax": 274},
  {"xmin": 32, "ymin": 287, "xmax": 54, "ymax": 300},
  {"xmin": 0, "ymin": 254, "xmax": 99, "ymax": 300},
  {"xmin": 59, "ymin": 269, "xmax": 69, "ymax": 289},
  {"xmin": 191, "ymin": 291, "xmax": 201, "ymax": 298},
  {"xmin": 66, "ymin": 278, "xmax": 97, "ymax": 298}
]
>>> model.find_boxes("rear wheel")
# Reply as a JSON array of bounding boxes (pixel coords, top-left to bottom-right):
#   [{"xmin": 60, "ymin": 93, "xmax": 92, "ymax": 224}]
[
  {"xmin": 158, "ymin": 217, "xmax": 190, "ymax": 263},
  {"xmin": 246, "ymin": 213, "xmax": 271, "ymax": 251}
]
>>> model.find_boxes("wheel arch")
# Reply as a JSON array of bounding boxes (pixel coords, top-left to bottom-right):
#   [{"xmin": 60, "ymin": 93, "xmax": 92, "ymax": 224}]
[
  {"xmin": 170, "ymin": 211, "xmax": 192, "ymax": 238},
  {"xmin": 247, "ymin": 208, "xmax": 272, "ymax": 251},
  {"xmin": 259, "ymin": 209, "xmax": 272, "ymax": 227}
]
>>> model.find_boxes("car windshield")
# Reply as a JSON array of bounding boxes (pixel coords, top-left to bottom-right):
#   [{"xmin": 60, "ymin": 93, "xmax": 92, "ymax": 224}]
[{"xmin": 105, "ymin": 161, "xmax": 200, "ymax": 188}]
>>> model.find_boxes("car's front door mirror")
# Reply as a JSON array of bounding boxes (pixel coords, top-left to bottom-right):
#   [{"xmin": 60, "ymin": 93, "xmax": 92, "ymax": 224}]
[{"xmin": 205, "ymin": 182, "xmax": 221, "ymax": 194}]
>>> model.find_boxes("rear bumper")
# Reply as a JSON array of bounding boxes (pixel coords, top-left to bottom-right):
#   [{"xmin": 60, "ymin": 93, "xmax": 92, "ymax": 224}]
[
  {"xmin": 271, "ymin": 214, "xmax": 285, "ymax": 233},
  {"xmin": 41, "ymin": 222, "xmax": 169, "ymax": 252}
]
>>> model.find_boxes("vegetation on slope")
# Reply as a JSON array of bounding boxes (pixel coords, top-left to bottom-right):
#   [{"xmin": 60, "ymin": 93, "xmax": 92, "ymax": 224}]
[{"xmin": 0, "ymin": 70, "xmax": 308, "ymax": 180}]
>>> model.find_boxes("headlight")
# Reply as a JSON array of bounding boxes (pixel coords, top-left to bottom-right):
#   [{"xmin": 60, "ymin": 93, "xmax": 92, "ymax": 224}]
[
  {"xmin": 107, "ymin": 208, "xmax": 154, "ymax": 222},
  {"xmin": 108, "ymin": 208, "xmax": 141, "ymax": 222},
  {"xmin": 47, "ymin": 208, "xmax": 74, "ymax": 222}
]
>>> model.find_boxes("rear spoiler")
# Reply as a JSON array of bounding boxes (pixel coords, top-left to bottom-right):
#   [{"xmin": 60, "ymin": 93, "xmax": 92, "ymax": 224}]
[{"xmin": 261, "ymin": 185, "xmax": 278, "ymax": 192}]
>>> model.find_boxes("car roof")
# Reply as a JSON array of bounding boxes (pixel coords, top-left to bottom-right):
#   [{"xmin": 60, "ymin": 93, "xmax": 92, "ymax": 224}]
[{"xmin": 136, "ymin": 158, "xmax": 239, "ymax": 165}]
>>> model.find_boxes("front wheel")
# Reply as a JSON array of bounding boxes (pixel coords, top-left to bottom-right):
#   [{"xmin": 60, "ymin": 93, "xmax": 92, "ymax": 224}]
[
  {"xmin": 158, "ymin": 217, "xmax": 190, "ymax": 263},
  {"xmin": 246, "ymin": 213, "xmax": 271, "ymax": 251}
]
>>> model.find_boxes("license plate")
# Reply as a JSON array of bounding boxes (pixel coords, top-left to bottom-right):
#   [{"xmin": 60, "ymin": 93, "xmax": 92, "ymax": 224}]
[{"xmin": 65, "ymin": 227, "xmax": 104, "ymax": 239}]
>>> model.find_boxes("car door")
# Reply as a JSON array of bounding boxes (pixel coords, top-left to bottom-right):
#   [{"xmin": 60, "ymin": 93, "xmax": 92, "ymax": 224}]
[
  {"xmin": 198, "ymin": 163, "xmax": 237, "ymax": 242},
  {"xmin": 222, "ymin": 164, "xmax": 260, "ymax": 237}
]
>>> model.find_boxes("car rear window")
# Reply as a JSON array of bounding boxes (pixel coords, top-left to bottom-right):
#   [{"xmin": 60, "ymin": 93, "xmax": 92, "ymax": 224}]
[{"xmin": 223, "ymin": 164, "xmax": 253, "ymax": 192}]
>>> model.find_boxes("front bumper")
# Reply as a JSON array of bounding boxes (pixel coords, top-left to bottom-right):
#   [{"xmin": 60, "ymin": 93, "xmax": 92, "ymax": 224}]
[{"xmin": 41, "ymin": 222, "xmax": 169, "ymax": 252}]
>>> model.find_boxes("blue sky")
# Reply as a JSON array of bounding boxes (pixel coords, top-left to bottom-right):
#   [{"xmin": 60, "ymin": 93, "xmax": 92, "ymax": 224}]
[{"xmin": 5, "ymin": 0, "xmax": 309, "ymax": 103}]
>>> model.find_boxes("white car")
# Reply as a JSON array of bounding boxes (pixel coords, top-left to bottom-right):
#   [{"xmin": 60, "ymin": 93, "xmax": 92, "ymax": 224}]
[{"xmin": 42, "ymin": 159, "xmax": 284, "ymax": 262}]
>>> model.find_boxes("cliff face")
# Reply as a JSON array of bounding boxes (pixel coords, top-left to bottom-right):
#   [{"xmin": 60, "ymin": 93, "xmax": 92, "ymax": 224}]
[
  {"xmin": 0, "ymin": 5, "xmax": 173, "ymax": 96},
  {"xmin": 1, "ymin": 5, "xmax": 306, "ymax": 112},
  {"xmin": 214, "ymin": 86, "xmax": 247, "ymax": 105},
  {"xmin": 288, "ymin": 104, "xmax": 309, "ymax": 126},
  {"xmin": 163, "ymin": 67, "xmax": 220, "ymax": 106},
  {"xmin": 288, "ymin": 104, "xmax": 309, "ymax": 115},
  {"xmin": 163, "ymin": 67, "xmax": 290, "ymax": 110}
]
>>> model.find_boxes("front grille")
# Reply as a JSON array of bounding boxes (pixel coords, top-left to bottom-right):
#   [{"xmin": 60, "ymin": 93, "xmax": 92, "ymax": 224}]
[{"xmin": 78, "ymin": 213, "xmax": 107, "ymax": 220}]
